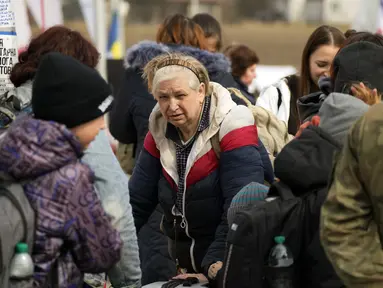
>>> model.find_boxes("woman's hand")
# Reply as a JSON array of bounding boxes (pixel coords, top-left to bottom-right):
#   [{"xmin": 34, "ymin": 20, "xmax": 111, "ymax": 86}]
[
  {"xmin": 208, "ymin": 261, "xmax": 223, "ymax": 279},
  {"xmin": 295, "ymin": 115, "xmax": 320, "ymax": 138},
  {"xmin": 351, "ymin": 82, "xmax": 381, "ymax": 105},
  {"xmin": 172, "ymin": 273, "xmax": 208, "ymax": 283}
]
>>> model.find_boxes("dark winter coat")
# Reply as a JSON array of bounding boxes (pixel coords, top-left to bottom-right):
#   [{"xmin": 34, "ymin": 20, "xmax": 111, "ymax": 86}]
[
  {"xmin": 274, "ymin": 125, "xmax": 343, "ymax": 288},
  {"xmin": 130, "ymin": 83, "xmax": 267, "ymax": 277},
  {"xmin": 233, "ymin": 76, "xmax": 256, "ymax": 104},
  {"xmin": 296, "ymin": 91, "xmax": 324, "ymax": 123},
  {"xmin": 273, "ymin": 93, "xmax": 369, "ymax": 287}
]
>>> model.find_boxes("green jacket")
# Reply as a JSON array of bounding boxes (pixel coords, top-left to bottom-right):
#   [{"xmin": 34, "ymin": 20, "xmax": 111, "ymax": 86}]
[{"xmin": 321, "ymin": 103, "xmax": 383, "ymax": 288}]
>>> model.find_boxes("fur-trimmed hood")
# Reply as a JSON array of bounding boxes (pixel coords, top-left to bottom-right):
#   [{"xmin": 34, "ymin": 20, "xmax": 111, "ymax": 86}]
[{"xmin": 124, "ymin": 41, "xmax": 231, "ymax": 79}]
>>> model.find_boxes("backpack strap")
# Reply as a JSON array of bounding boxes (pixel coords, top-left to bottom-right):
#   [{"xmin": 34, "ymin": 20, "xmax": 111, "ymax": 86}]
[
  {"xmin": 211, "ymin": 133, "xmax": 221, "ymax": 159},
  {"xmin": 227, "ymin": 87, "xmax": 252, "ymax": 107},
  {"xmin": 276, "ymin": 87, "xmax": 282, "ymax": 110}
]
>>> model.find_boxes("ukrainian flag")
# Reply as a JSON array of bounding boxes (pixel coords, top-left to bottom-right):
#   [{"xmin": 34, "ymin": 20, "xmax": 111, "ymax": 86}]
[{"xmin": 107, "ymin": 10, "xmax": 122, "ymax": 59}]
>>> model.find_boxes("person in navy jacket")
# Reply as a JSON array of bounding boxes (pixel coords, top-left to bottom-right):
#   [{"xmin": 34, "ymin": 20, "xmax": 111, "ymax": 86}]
[{"xmin": 129, "ymin": 52, "xmax": 271, "ymax": 284}]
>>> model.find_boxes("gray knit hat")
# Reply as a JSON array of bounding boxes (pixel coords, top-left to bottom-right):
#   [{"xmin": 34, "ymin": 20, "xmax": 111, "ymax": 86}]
[{"xmin": 228, "ymin": 182, "xmax": 269, "ymax": 225}]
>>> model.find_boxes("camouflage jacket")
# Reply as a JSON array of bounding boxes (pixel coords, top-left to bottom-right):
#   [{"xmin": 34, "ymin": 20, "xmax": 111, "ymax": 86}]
[{"xmin": 320, "ymin": 103, "xmax": 383, "ymax": 288}]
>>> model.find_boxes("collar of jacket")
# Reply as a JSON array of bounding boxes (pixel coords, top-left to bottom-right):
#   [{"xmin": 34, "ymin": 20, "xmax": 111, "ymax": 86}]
[
  {"xmin": 318, "ymin": 92, "xmax": 369, "ymax": 146},
  {"xmin": 166, "ymin": 96, "xmax": 211, "ymax": 145},
  {"xmin": 148, "ymin": 82, "xmax": 235, "ymax": 184}
]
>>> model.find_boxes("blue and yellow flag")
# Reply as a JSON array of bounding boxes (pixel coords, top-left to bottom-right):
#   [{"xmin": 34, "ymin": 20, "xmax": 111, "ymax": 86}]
[{"xmin": 107, "ymin": 11, "xmax": 122, "ymax": 59}]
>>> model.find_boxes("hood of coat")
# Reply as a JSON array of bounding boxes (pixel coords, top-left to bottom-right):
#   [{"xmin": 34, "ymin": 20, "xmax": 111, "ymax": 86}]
[
  {"xmin": 318, "ymin": 92, "xmax": 369, "ymax": 146},
  {"xmin": 124, "ymin": 41, "xmax": 231, "ymax": 79},
  {"xmin": 0, "ymin": 116, "xmax": 83, "ymax": 180},
  {"xmin": 274, "ymin": 125, "xmax": 341, "ymax": 194},
  {"xmin": 149, "ymin": 82, "xmax": 235, "ymax": 141},
  {"xmin": 296, "ymin": 76, "xmax": 333, "ymax": 124}
]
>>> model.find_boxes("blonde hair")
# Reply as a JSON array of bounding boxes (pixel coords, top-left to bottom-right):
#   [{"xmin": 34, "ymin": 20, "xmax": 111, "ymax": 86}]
[
  {"xmin": 143, "ymin": 53, "xmax": 210, "ymax": 94},
  {"xmin": 351, "ymin": 83, "xmax": 382, "ymax": 105}
]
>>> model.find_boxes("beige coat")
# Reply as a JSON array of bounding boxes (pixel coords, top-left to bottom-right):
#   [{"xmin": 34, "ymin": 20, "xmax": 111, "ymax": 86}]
[{"xmin": 228, "ymin": 88, "xmax": 293, "ymax": 164}]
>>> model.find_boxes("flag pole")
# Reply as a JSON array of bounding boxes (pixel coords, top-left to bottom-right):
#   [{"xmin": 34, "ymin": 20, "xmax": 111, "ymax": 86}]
[
  {"xmin": 40, "ymin": 0, "xmax": 46, "ymax": 31},
  {"xmin": 94, "ymin": 0, "xmax": 107, "ymax": 80},
  {"xmin": 119, "ymin": 0, "xmax": 129, "ymax": 56},
  {"xmin": 189, "ymin": 0, "xmax": 200, "ymax": 17}
]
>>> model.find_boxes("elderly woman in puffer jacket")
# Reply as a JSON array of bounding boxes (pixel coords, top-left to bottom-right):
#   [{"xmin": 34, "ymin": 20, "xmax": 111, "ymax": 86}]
[{"xmin": 129, "ymin": 53, "xmax": 272, "ymax": 285}]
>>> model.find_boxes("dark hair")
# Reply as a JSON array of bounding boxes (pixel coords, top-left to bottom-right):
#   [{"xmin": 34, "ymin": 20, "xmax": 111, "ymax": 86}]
[
  {"xmin": 344, "ymin": 29, "xmax": 357, "ymax": 38},
  {"xmin": 300, "ymin": 25, "xmax": 345, "ymax": 97},
  {"xmin": 192, "ymin": 13, "xmax": 222, "ymax": 51},
  {"xmin": 285, "ymin": 75, "xmax": 301, "ymax": 135},
  {"xmin": 224, "ymin": 44, "xmax": 259, "ymax": 78},
  {"xmin": 156, "ymin": 14, "xmax": 207, "ymax": 50},
  {"xmin": 343, "ymin": 31, "xmax": 383, "ymax": 46},
  {"xmin": 11, "ymin": 26, "xmax": 100, "ymax": 87},
  {"xmin": 330, "ymin": 31, "xmax": 383, "ymax": 87}
]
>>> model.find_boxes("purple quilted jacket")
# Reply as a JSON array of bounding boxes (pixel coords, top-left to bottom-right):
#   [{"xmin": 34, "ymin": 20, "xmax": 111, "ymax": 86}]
[{"xmin": 0, "ymin": 116, "xmax": 122, "ymax": 288}]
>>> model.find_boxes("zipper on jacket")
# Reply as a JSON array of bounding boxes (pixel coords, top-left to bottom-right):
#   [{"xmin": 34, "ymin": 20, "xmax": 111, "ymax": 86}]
[
  {"xmin": 182, "ymin": 165, "xmax": 198, "ymax": 272},
  {"xmin": 174, "ymin": 133, "xmax": 215, "ymax": 273},
  {"xmin": 222, "ymin": 244, "xmax": 234, "ymax": 288},
  {"xmin": 174, "ymin": 218, "xmax": 180, "ymax": 272}
]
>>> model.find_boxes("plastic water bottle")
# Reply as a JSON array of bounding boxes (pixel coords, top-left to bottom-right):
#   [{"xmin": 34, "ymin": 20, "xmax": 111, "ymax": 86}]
[
  {"xmin": 266, "ymin": 236, "xmax": 294, "ymax": 288},
  {"xmin": 9, "ymin": 242, "xmax": 34, "ymax": 279}
]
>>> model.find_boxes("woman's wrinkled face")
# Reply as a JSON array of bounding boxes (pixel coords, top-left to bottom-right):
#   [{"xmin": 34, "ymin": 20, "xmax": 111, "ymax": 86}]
[
  {"xmin": 154, "ymin": 76, "xmax": 205, "ymax": 130},
  {"xmin": 240, "ymin": 64, "xmax": 257, "ymax": 87},
  {"xmin": 71, "ymin": 116, "xmax": 105, "ymax": 149},
  {"xmin": 309, "ymin": 44, "xmax": 340, "ymax": 86}
]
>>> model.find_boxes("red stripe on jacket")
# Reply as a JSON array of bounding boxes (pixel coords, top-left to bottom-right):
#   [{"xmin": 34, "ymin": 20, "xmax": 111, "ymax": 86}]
[
  {"xmin": 143, "ymin": 132, "xmax": 160, "ymax": 158},
  {"xmin": 186, "ymin": 148, "xmax": 219, "ymax": 188},
  {"xmin": 163, "ymin": 168, "xmax": 177, "ymax": 191},
  {"xmin": 221, "ymin": 125, "xmax": 258, "ymax": 152}
]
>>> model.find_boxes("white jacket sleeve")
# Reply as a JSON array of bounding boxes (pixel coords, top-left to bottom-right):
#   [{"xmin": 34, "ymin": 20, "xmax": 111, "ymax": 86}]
[
  {"xmin": 256, "ymin": 80, "xmax": 291, "ymax": 124},
  {"xmin": 256, "ymin": 85, "xmax": 279, "ymax": 116}
]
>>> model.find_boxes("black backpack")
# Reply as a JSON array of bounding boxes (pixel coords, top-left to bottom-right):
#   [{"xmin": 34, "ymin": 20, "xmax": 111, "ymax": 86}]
[{"xmin": 220, "ymin": 182, "xmax": 306, "ymax": 288}]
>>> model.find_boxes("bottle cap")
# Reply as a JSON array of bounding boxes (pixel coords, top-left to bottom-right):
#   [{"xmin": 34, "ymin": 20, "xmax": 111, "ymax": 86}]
[
  {"xmin": 15, "ymin": 242, "xmax": 29, "ymax": 253},
  {"xmin": 274, "ymin": 236, "xmax": 285, "ymax": 244}
]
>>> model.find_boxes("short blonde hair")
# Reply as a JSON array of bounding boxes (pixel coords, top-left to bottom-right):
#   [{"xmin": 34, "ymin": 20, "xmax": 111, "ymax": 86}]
[{"xmin": 143, "ymin": 53, "xmax": 210, "ymax": 94}]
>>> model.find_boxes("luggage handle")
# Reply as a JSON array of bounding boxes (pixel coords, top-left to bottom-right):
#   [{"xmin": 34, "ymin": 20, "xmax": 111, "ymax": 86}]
[{"xmin": 268, "ymin": 181, "xmax": 295, "ymax": 201}]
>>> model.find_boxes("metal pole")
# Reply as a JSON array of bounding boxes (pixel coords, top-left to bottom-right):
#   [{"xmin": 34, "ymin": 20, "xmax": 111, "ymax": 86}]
[
  {"xmin": 40, "ymin": 0, "xmax": 46, "ymax": 31},
  {"xmin": 189, "ymin": 0, "xmax": 200, "ymax": 17},
  {"xmin": 94, "ymin": 0, "xmax": 107, "ymax": 80},
  {"xmin": 119, "ymin": 0, "xmax": 130, "ymax": 56}
]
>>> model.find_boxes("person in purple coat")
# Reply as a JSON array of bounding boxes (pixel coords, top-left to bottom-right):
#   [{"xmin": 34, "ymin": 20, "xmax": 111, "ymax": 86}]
[{"xmin": 0, "ymin": 52, "xmax": 122, "ymax": 287}]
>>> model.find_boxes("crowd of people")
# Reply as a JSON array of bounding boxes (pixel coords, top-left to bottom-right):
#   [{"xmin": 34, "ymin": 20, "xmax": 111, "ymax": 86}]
[{"xmin": 1, "ymin": 11, "xmax": 383, "ymax": 288}]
